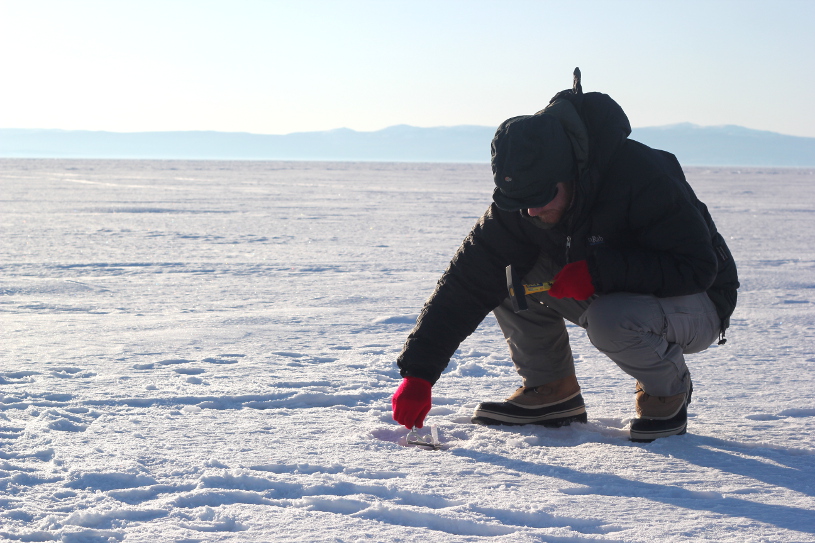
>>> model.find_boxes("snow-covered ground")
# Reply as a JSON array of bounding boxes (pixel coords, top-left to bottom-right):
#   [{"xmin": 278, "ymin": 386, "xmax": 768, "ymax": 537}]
[{"xmin": 1, "ymin": 159, "xmax": 814, "ymax": 542}]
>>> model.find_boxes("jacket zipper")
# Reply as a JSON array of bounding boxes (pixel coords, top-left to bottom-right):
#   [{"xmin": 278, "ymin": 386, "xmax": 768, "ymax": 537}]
[{"xmin": 563, "ymin": 183, "xmax": 579, "ymax": 265}]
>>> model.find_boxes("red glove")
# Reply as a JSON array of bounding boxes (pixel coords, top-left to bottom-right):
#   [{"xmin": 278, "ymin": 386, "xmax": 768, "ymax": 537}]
[
  {"xmin": 392, "ymin": 376, "xmax": 432, "ymax": 428},
  {"xmin": 549, "ymin": 260, "xmax": 595, "ymax": 300}
]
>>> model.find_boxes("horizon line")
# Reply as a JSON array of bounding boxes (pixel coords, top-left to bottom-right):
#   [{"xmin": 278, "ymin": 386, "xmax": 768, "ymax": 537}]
[{"xmin": 2, "ymin": 123, "xmax": 813, "ymax": 140}]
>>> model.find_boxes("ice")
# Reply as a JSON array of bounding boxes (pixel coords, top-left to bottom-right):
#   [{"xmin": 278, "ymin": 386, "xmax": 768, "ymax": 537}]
[{"xmin": 0, "ymin": 159, "xmax": 814, "ymax": 541}]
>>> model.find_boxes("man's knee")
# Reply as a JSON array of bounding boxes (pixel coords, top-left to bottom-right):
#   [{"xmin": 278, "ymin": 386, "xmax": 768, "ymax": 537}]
[{"xmin": 583, "ymin": 293, "xmax": 664, "ymax": 352}]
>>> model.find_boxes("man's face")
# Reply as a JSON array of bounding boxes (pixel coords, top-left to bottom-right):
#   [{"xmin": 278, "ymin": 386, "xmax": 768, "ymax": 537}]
[{"xmin": 527, "ymin": 182, "xmax": 572, "ymax": 224}]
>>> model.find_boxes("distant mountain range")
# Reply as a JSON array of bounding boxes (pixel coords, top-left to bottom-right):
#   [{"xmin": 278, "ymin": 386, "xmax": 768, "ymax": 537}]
[{"xmin": 1, "ymin": 123, "xmax": 813, "ymax": 166}]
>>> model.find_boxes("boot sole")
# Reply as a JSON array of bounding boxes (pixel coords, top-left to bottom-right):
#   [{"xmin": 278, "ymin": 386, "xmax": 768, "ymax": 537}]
[
  {"xmin": 472, "ymin": 410, "xmax": 588, "ymax": 427},
  {"xmin": 629, "ymin": 422, "xmax": 687, "ymax": 443}
]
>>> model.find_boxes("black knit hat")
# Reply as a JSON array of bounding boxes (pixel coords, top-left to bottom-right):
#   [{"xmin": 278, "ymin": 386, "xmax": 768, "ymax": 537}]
[{"xmin": 491, "ymin": 114, "xmax": 575, "ymax": 212}]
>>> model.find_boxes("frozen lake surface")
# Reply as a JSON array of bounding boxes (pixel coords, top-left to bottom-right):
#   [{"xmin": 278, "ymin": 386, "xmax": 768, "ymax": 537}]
[{"xmin": 1, "ymin": 159, "xmax": 814, "ymax": 542}]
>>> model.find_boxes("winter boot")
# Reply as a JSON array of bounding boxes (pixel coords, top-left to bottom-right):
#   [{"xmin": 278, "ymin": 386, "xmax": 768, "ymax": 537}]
[
  {"xmin": 629, "ymin": 380, "xmax": 693, "ymax": 442},
  {"xmin": 471, "ymin": 374, "xmax": 587, "ymax": 426}
]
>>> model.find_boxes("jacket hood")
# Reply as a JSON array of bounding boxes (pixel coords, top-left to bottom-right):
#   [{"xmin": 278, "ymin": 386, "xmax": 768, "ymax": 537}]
[
  {"xmin": 541, "ymin": 89, "xmax": 632, "ymax": 180},
  {"xmin": 491, "ymin": 69, "xmax": 632, "ymax": 216},
  {"xmin": 532, "ymin": 69, "xmax": 633, "ymax": 223}
]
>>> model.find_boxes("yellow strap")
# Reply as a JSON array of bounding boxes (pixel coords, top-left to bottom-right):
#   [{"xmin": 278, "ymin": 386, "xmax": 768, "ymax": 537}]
[{"xmin": 524, "ymin": 282, "xmax": 553, "ymax": 295}]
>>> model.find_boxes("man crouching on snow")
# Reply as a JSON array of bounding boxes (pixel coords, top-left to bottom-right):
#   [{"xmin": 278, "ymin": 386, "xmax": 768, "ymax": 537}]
[{"xmin": 391, "ymin": 70, "xmax": 739, "ymax": 442}]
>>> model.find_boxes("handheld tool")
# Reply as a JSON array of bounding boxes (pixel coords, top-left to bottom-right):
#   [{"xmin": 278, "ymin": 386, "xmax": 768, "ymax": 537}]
[{"xmin": 506, "ymin": 265, "xmax": 553, "ymax": 313}]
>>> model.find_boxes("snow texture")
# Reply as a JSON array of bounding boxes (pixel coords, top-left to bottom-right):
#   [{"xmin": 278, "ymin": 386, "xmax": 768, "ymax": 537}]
[{"xmin": 1, "ymin": 159, "xmax": 814, "ymax": 542}]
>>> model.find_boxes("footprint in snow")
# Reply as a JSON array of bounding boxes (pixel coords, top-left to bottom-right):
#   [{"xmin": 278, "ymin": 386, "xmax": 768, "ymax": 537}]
[
  {"xmin": 37, "ymin": 407, "xmax": 102, "ymax": 433},
  {"xmin": 777, "ymin": 408, "xmax": 815, "ymax": 418},
  {"xmin": 1, "ymin": 370, "xmax": 40, "ymax": 383},
  {"xmin": 271, "ymin": 351, "xmax": 305, "ymax": 358},
  {"xmin": 271, "ymin": 352, "xmax": 337, "ymax": 366},
  {"xmin": 173, "ymin": 367, "xmax": 207, "ymax": 384},
  {"xmin": 173, "ymin": 367, "xmax": 206, "ymax": 375},
  {"xmin": 133, "ymin": 355, "xmax": 245, "ymax": 386},
  {"xmin": 746, "ymin": 408, "xmax": 815, "ymax": 421},
  {"xmin": 745, "ymin": 413, "xmax": 781, "ymax": 421},
  {"xmin": 0, "ymin": 420, "xmax": 26, "ymax": 440},
  {"xmin": 157, "ymin": 359, "xmax": 193, "ymax": 365},
  {"xmin": 50, "ymin": 367, "xmax": 96, "ymax": 379},
  {"xmin": 202, "ymin": 353, "xmax": 244, "ymax": 364}
]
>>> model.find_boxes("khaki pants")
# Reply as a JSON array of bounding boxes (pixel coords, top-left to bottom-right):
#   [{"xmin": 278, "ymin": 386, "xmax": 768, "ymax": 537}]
[{"xmin": 493, "ymin": 258, "xmax": 721, "ymax": 397}]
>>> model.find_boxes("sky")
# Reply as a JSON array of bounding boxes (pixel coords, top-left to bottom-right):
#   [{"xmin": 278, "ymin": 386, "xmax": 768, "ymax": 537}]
[{"xmin": 1, "ymin": 0, "xmax": 814, "ymax": 137}]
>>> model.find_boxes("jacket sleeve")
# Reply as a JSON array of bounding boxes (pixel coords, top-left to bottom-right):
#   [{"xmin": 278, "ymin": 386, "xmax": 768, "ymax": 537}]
[
  {"xmin": 396, "ymin": 205, "xmax": 538, "ymax": 385},
  {"xmin": 587, "ymin": 164, "xmax": 718, "ymax": 298}
]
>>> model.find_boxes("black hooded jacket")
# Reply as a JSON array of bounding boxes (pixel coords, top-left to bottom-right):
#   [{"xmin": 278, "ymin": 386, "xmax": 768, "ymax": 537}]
[{"xmin": 397, "ymin": 90, "xmax": 740, "ymax": 385}]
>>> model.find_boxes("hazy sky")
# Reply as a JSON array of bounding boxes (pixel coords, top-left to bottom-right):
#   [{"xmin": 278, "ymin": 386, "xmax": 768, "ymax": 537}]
[{"xmin": 2, "ymin": 0, "xmax": 813, "ymax": 137}]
